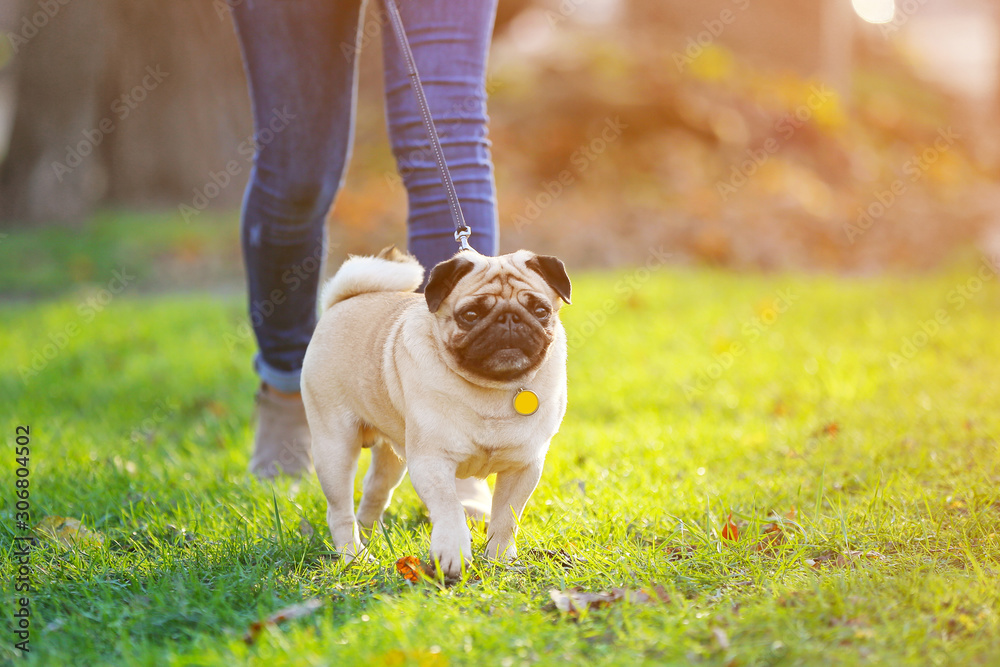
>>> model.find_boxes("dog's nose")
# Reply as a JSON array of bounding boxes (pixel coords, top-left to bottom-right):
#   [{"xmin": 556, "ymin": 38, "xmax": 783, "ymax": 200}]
[{"xmin": 497, "ymin": 311, "xmax": 520, "ymax": 325}]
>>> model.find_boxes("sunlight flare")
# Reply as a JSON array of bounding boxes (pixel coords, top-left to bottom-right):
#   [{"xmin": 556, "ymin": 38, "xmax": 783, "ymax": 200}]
[{"xmin": 852, "ymin": 0, "xmax": 895, "ymax": 24}]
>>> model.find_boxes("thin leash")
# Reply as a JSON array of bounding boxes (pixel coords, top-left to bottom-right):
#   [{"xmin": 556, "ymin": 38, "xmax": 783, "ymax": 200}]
[
  {"xmin": 384, "ymin": 0, "xmax": 541, "ymax": 418},
  {"xmin": 383, "ymin": 0, "xmax": 473, "ymax": 253}
]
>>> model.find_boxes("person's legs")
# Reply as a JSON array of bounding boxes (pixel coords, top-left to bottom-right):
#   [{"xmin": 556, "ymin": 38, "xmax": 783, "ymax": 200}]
[
  {"xmin": 231, "ymin": 0, "xmax": 364, "ymax": 477},
  {"xmin": 381, "ymin": 0, "xmax": 500, "ymax": 276},
  {"xmin": 382, "ymin": 0, "xmax": 499, "ymax": 514}
]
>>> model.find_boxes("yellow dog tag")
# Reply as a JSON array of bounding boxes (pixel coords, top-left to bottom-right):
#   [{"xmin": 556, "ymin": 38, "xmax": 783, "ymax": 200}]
[{"xmin": 513, "ymin": 389, "xmax": 539, "ymax": 416}]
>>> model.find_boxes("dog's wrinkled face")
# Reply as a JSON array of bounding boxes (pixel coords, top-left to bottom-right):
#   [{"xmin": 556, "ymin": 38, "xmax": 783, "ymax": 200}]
[{"xmin": 425, "ymin": 250, "xmax": 571, "ymax": 383}]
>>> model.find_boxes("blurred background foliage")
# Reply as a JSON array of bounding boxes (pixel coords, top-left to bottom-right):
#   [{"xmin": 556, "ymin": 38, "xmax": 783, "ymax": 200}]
[{"xmin": 1, "ymin": 0, "xmax": 999, "ymax": 289}]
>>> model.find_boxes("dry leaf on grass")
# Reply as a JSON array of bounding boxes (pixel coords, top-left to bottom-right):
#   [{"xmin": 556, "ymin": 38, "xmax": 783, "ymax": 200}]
[
  {"xmin": 527, "ymin": 548, "xmax": 587, "ymax": 569},
  {"xmin": 663, "ymin": 544, "xmax": 697, "ymax": 561},
  {"xmin": 752, "ymin": 506, "xmax": 798, "ymax": 553},
  {"xmin": 548, "ymin": 586, "xmax": 670, "ymax": 618},
  {"xmin": 395, "ymin": 556, "xmax": 430, "ymax": 583},
  {"xmin": 815, "ymin": 422, "xmax": 840, "ymax": 437},
  {"xmin": 805, "ymin": 550, "xmax": 885, "ymax": 569},
  {"xmin": 35, "ymin": 517, "xmax": 104, "ymax": 547},
  {"xmin": 243, "ymin": 598, "xmax": 323, "ymax": 645},
  {"xmin": 753, "ymin": 527, "xmax": 786, "ymax": 553},
  {"xmin": 720, "ymin": 512, "xmax": 740, "ymax": 541}
]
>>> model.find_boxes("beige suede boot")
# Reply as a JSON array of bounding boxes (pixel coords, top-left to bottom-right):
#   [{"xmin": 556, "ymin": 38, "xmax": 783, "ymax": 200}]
[{"xmin": 249, "ymin": 384, "xmax": 313, "ymax": 479}]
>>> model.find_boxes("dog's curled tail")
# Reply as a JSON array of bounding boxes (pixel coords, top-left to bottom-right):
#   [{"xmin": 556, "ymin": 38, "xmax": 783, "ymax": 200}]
[{"xmin": 320, "ymin": 245, "xmax": 424, "ymax": 311}]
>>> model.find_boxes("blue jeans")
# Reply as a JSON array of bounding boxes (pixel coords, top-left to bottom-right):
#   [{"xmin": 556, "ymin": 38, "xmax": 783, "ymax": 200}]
[{"xmin": 231, "ymin": 0, "xmax": 499, "ymax": 393}]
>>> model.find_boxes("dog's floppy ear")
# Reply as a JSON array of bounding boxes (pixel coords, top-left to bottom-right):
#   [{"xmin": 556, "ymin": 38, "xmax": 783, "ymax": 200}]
[
  {"xmin": 526, "ymin": 255, "xmax": 571, "ymax": 304},
  {"xmin": 425, "ymin": 255, "xmax": 475, "ymax": 313}
]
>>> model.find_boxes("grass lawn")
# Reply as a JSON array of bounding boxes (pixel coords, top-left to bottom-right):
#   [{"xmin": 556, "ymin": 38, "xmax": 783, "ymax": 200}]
[
  {"xmin": 3, "ymin": 249, "xmax": 1000, "ymax": 665},
  {"xmin": 0, "ymin": 210, "xmax": 242, "ymax": 299}
]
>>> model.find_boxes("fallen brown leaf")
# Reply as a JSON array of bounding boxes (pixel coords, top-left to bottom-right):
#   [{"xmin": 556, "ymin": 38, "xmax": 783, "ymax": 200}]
[
  {"xmin": 395, "ymin": 556, "xmax": 430, "ymax": 583},
  {"xmin": 834, "ymin": 550, "xmax": 885, "ymax": 567},
  {"xmin": 806, "ymin": 550, "xmax": 885, "ymax": 569},
  {"xmin": 721, "ymin": 512, "xmax": 739, "ymax": 542},
  {"xmin": 35, "ymin": 517, "xmax": 104, "ymax": 547},
  {"xmin": 548, "ymin": 586, "xmax": 669, "ymax": 618},
  {"xmin": 752, "ymin": 506, "xmax": 797, "ymax": 553},
  {"xmin": 752, "ymin": 527, "xmax": 786, "ymax": 553},
  {"xmin": 527, "ymin": 548, "xmax": 587, "ymax": 569},
  {"xmin": 243, "ymin": 598, "xmax": 323, "ymax": 645},
  {"xmin": 206, "ymin": 401, "xmax": 228, "ymax": 417},
  {"xmin": 663, "ymin": 544, "xmax": 697, "ymax": 561}
]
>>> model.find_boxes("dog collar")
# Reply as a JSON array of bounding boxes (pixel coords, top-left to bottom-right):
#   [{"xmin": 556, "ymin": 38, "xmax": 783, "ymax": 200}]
[{"xmin": 513, "ymin": 388, "xmax": 539, "ymax": 416}]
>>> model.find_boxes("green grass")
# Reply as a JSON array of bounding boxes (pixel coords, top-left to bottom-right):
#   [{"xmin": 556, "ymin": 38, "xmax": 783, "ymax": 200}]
[
  {"xmin": 0, "ymin": 210, "xmax": 242, "ymax": 298},
  {"xmin": 3, "ymin": 254, "xmax": 1000, "ymax": 665}
]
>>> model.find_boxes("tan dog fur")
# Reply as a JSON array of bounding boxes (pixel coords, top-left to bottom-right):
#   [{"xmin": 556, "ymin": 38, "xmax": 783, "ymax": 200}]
[{"xmin": 301, "ymin": 248, "xmax": 570, "ymax": 577}]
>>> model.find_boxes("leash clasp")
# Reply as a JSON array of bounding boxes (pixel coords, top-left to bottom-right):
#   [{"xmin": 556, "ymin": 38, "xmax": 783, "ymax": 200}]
[
  {"xmin": 386, "ymin": 0, "xmax": 474, "ymax": 254},
  {"xmin": 455, "ymin": 226, "xmax": 473, "ymax": 252}
]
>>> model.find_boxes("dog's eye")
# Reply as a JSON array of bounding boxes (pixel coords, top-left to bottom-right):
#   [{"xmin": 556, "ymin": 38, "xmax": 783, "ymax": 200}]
[
  {"xmin": 533, "ymin": 306, "xmax": 550, "ymax": 320},
  {"xmin": 458, "ymin": 308, "xmax": 480, "ymax": 324}
]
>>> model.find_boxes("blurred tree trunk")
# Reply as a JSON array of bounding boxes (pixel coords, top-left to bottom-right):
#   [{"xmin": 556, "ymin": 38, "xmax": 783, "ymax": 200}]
[
  {"xmin": 0, "ymin": 0, "xmax": 532, "ymax": 227},
  {"xmin": 0, "ymin": 0, "xmax": 251, "ymax": 226},
  {"xmin": 0, "ymin": 0, "xmax": 110, "ymax": 223}
]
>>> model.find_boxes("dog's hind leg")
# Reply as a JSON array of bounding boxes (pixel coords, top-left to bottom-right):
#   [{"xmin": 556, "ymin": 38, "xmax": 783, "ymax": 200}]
[
  {"xmin": 356, "ymin": 437, "xmax": 407, "ymax": 543},
  {"xmin": 307, "ymin": 404, "xmax": 367, "ymax": 562},
  {"xmin": 485, "ymin": 455, "xmax": 545, "ymax": 562}
]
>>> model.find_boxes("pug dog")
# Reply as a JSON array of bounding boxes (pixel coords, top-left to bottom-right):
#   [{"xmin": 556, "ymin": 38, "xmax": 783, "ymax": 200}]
[{"xmin": 301, "ymin": 246, "xmax": 571, "ymax": 577}]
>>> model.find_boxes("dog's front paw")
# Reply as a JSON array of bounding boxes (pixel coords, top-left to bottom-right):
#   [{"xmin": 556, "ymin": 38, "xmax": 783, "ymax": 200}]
[
  {"xmin": 357, "ymin": 519, "xmax": 381, "ymax": 546},
  {"xmin": 430, "ymin": 523, "xmax": 472, "ymax": 578},
  {"xmin": 485, "ymin": 537, "xmax": 517, "ymax": 563},
  {"xmin": 337, "ymin": 540, "xmax": 374, "ymax": 565}
]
